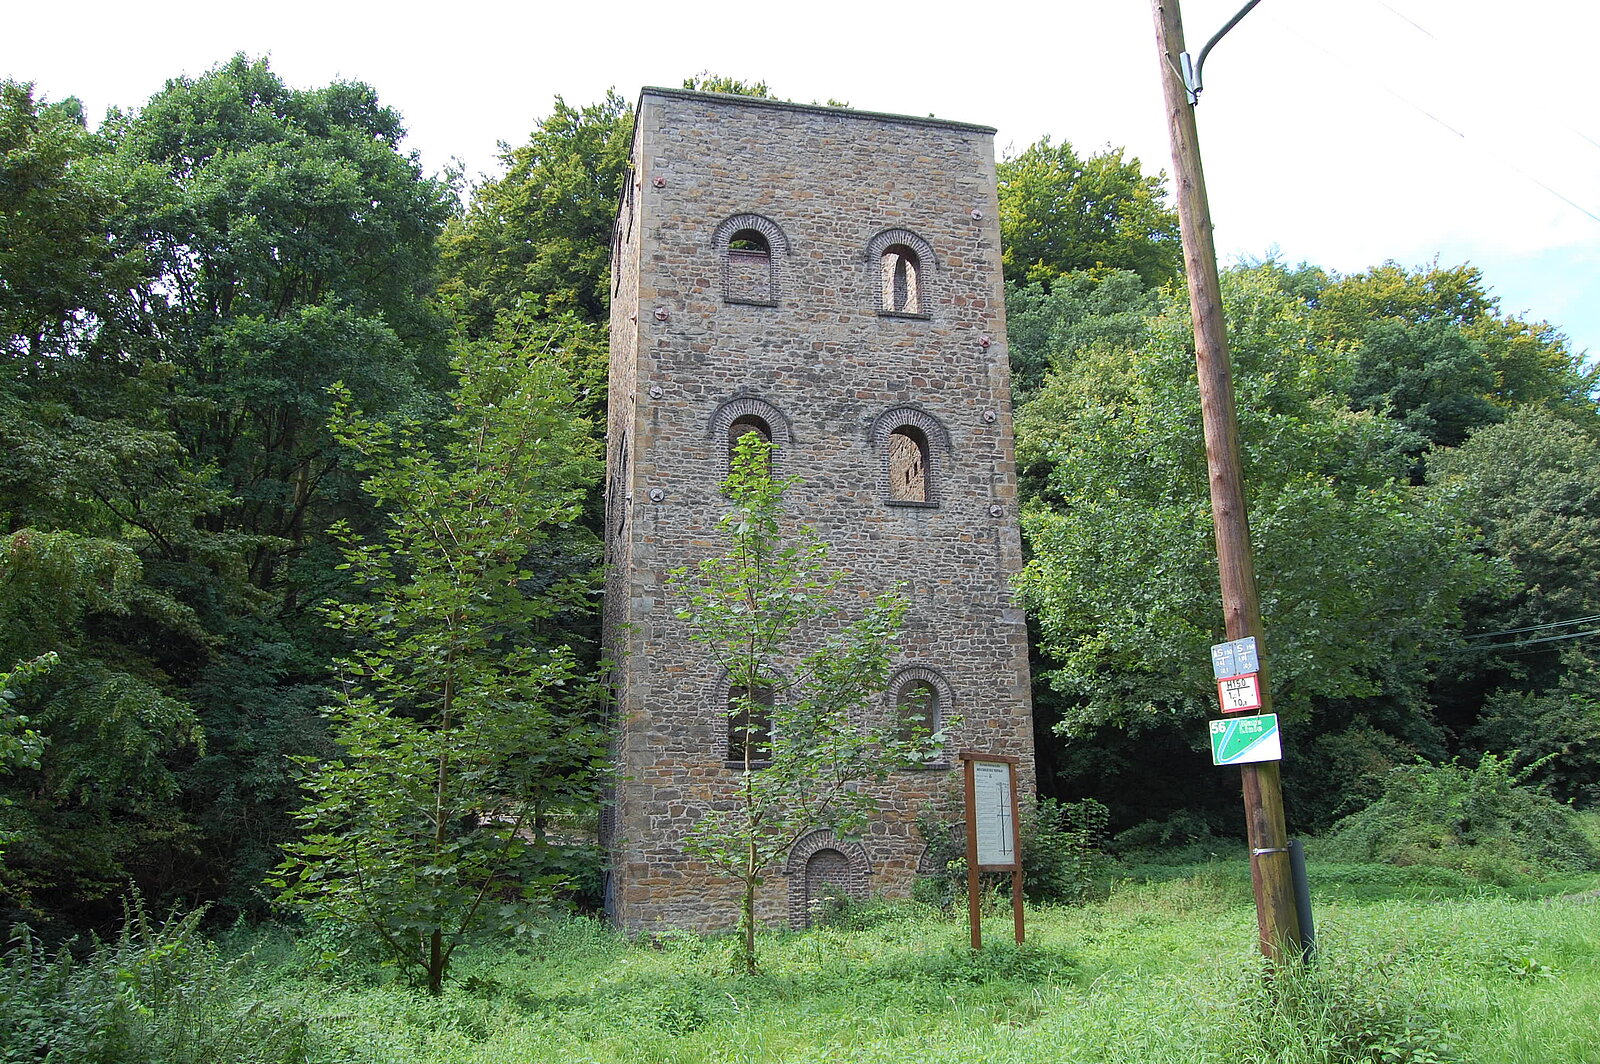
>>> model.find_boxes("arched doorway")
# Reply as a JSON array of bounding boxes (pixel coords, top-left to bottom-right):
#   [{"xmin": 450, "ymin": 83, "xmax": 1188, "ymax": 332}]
[{"xmin": 784, "ymin": 829, "xmax": 871, "ymax": 928}]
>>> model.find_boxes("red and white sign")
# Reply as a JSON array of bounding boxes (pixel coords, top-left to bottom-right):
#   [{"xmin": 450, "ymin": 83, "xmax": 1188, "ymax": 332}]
[{"xmin": 1217, "ymin": 672, "xmax": 1263, "ymax": 713}]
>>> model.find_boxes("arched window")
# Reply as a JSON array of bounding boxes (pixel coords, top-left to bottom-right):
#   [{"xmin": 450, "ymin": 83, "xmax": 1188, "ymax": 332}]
[
  {"xmin": 710, "ymin": 397, "xmax": 791, "ymax": 480},
  {"xmin": 784, "ymin": 829, "xmax": 872, "ymax": 929},
  {"xmin": 884, "ymin": 666, "xmax": 953, "ymax": 769},
  {"xmin": 866, "ymin": 228, "xmax": 936, "ymax": 317},
  {"xmin": 888, "ymin": 426, "xmax": 929, "ymax": 503},
  {"xmin": 728, "ymin": 682, "xmax": 774, "ymax": 765},
  {"xmin": 872, "ymin": 407, "xmax": 948, "ymax": 508},
  {"xmin": 727, "ymin": 414, "xmax": 772, "ymax": 468},
  {"xmin": 880, "ymin": 244, "xmax": 921, "ymax": 315},
  {"xmin": 715, "ymin": 214, "xmax": 787, "ymax": 306},
  {"xmin": 727, "ymin": 230, "xmax": 772, "ymax": 304}
]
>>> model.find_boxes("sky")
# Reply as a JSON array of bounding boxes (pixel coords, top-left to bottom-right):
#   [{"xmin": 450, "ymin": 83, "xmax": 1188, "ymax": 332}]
[{"xmin": 8, "ymin": 0, "xmax": 1597, "ymax": 361}]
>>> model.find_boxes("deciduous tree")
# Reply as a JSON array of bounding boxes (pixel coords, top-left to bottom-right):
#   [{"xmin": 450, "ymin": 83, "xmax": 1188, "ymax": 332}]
[
  {"xmin": 273, "ymin": 323, "xmax": 604, "ymax": 994},
  {"xmin": 1016, "ymin": 265, "xmax": 1485, "ymax": 738},
  {"xmin": 998, "ymin": 137, "xmax": 1180, "ymax": 289},
  {"xmin": 670, "ymin": 434, "xmax": 944, "ymax": 974},
  {"xmin": 1313, "ymin": 263, "xmax": 1593, "ymax": 459},
  {"xmin": 440, "ymin": 92, "xmax": 633, "ymax": 334}
]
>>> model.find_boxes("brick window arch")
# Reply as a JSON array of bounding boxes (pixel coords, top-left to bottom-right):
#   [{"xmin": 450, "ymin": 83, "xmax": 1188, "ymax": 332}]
[
  {"xmin": 885, "ymin": 665, "xmax": 954, "ymax": 768},
  {"xmin": 866, "ymin": 228, "xmax": 937, "ymax": 318},
  {"xmin": 871, "ymin": 406, "xmax": 950, "ymax": 508},
  {"xmin": 709, "ymin": 396, "xmax": 792, "ymax": 479},
  {"xmin": 714, "ymin": 213, "xmax": 788, "ymax": 306}
]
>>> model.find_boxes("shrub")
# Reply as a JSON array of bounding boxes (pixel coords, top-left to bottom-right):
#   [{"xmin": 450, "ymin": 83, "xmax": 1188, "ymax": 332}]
[
  {"xmin": 1023, "ymin": 797, "xmax": 1111, "ymax": 903},
  {"xmin": 1320, "ymin": 754, "xmax": 1600, "ymax": 882},
  {"xmin": 914, "ymin": 796, "xmax": 1110, "ymax": 907},
  {"xmin": 1108, "ymin": 807, "xmax": 1239, "ymax": 863}
]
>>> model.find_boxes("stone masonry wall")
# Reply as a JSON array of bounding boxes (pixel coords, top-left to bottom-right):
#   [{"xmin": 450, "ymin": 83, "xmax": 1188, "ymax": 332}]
[{"xmin": 603, "ymin": 88, "xmax": 1034, "ymax": 933}]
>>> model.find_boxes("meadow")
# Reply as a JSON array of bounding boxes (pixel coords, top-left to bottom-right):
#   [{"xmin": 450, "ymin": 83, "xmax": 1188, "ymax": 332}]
[{"xmin": 7, "ymin": 859, "xmax": 1597, "ymax": 1064}]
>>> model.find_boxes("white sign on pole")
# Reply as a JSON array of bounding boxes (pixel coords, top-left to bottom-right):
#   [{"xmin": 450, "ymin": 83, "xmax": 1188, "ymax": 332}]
[
  {"xmin": 971, "ymin": 760, "xmax": 1016, "ymax": 867},
  {"xmin": 1217, "ymin": 672, "xmax": 1263, "ymax": 713}
]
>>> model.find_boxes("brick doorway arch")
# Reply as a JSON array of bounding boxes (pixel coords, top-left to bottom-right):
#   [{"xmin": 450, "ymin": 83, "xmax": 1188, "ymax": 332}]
[{"xmin": 784, "ymin": 829, "xmax": 870, "ymax": 928}]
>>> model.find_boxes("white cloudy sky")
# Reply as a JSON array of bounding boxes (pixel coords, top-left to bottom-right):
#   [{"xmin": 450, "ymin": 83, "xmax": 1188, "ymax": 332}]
[{"xmin": 9, "ymin": 0, "xmax": 1598, "ymax": 360}]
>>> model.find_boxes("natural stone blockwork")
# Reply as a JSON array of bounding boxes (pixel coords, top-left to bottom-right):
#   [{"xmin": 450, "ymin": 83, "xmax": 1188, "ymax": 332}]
[{"xmin": 602, "ymin": 87, "xmax": 1035, "ymax": 934}]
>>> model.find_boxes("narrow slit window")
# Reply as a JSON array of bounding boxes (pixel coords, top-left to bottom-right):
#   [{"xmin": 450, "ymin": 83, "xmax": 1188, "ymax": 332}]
[
  {"xmin": 880, "ymin": 245, "xmax": 921, "ymax": 315},
  {"xmin": 728, "ymin": 683, "xmax": 774, "ymax": 764},
  {"xmin": 887, "ymin": 427, "xmax": 928, "ymax": 503}
]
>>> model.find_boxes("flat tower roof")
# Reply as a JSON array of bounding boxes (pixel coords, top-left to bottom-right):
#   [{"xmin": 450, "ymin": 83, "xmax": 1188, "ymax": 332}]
[{"xmin": 639, "ymin": 86, "xmax": 997, "ymax": 136}]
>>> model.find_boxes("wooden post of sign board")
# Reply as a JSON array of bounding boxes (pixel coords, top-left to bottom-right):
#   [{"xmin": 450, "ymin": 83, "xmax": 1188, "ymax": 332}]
[
  {"xmin": 963, "ymin": 754, "xmax": 981, "ymax": 950},
  {"xmin": 961, "ymin": 752, "xmax": 1024, "ymax": 950}
]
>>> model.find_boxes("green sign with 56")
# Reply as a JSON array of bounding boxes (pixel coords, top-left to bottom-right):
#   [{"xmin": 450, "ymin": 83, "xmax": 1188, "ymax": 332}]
[{"xmin": 1209, "ymin": 713, "xmax": 1281, "ymax": 766}]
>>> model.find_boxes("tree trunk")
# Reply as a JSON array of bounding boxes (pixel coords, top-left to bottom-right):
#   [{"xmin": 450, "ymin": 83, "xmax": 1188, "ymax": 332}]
[
  {"xmin": 742, "ymin": 841, "xmax": 758, "ymax": 975},
  {"xmin": 428, "ymin": 929, "xmax": 445, "ymax": 995}
]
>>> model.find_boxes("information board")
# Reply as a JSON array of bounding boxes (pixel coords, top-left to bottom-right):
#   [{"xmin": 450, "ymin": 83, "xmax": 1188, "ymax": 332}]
[
  {"xmin": 971, "ymin": 760, "xmax": 1017, "ymax": 867},
  {"xmin": 960, "ymin": 752, "xmax": 1025, "ymax": 948}
]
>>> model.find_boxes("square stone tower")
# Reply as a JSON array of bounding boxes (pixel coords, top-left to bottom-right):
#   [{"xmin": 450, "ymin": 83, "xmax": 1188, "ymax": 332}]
[{"xmin": 603, "ymin": 88, "xmax": 1034, "ymax": 933}]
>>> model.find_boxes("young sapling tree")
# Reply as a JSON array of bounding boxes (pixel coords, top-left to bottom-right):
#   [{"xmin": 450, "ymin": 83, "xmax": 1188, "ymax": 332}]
[
  {"xmin": 671, "ymin": 433, "xmax": 947, "ymax": 973},
  {"xmin": 272, "ymin": 327, "xmax": 605, "ymax": 994}
]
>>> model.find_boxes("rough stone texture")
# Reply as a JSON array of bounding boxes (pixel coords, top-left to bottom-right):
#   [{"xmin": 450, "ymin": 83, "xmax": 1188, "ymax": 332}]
[{"xmin": 603, "ymin": 88, "xmax": 1035, "ymax": 934}]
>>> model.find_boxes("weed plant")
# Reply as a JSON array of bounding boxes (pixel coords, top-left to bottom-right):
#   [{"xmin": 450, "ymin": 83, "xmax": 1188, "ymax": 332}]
[
  {"xmin": 1320, "ymin": 755, "xmax": 1600, "ymax": 882},
  {"xmin": 0, "ymin": 897, "xmax": 308, "ymax": 1063}
]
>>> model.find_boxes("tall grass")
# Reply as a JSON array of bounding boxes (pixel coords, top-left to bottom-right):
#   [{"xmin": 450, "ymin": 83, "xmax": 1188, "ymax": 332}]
[{"xmin": 7, "ymin": 866, "xmax": 1597, "ymax": 1063}]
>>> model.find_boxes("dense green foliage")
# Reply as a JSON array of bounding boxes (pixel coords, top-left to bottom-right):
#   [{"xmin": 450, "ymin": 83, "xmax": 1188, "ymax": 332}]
[
  {"xmin": 1, "ymin": 57, "xmax": 467, "ymax": 928},
  {"xmin": 1321, "ymin": 755, "xmax": 1599, "ymax": 882},
  {"xmin": 1018, "ymin": 264, "xmax": 1485, "ymax": 732},
  {"xmin": 1011, "ymin": 253, "xmax": 1597, "ymax": 836},
  {"xmin": 439, "ymin": 93, "xmax": 633, "ymax": 333},
  {"xmin": 997, "ymin": 138, "xmax": 1181, "ymax": 289},
  {"xmin": 3, "ymin": 50, "xmax": 1597, "ymax": 955}
]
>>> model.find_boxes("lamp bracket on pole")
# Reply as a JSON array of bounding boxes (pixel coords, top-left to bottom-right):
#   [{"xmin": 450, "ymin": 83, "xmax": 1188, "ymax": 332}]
[{"xmin": 1180, "ymin": 0, "xmax": 1264, "ymax": 104}]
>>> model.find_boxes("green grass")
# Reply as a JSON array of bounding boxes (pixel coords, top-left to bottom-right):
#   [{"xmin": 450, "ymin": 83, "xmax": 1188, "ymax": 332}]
[
  {"xmin": 10, "ymin": 864, "xmax": 1599, "ymax": 1063},
  {"xmin": 206, "ymin": 865, "xmax": 1600, "ymax": 1064}
]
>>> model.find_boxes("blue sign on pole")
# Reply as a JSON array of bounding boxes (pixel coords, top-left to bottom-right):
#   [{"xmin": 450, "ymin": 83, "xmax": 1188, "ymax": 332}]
[{"xmin": 1210, "ymin": 636, "xmax": 1259, "ymax": 680}]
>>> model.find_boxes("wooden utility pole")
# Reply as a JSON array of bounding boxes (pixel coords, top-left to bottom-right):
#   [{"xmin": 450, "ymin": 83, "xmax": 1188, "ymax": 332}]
[{"xmin": 1151, "ymin": 0, "xmax": 1303, "ymax": 962}]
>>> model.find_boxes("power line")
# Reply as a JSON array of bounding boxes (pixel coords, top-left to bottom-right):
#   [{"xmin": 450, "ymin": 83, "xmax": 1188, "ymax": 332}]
[
  {"xmin": 1372, "ymin": 0, "xmax": 1435, "ymax": 39},
  {"xmin": 1458, "ymin": 613, "xmax": 1600, "ymax": 654},
  {"xmin": 1468, "ymin": 628, "xmax": 1600, "ymax": 654},
  {"xmin": 1370, "ymin": 0, "xmax": 1600, "ymax": 160},
  {"xmin": 1466, "ymin": 614, "xmax": 1600, "ymax": 641},
  {"xmin": 1260, "ymin": 3, "xmax": 1600, "ymax": 226}
]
